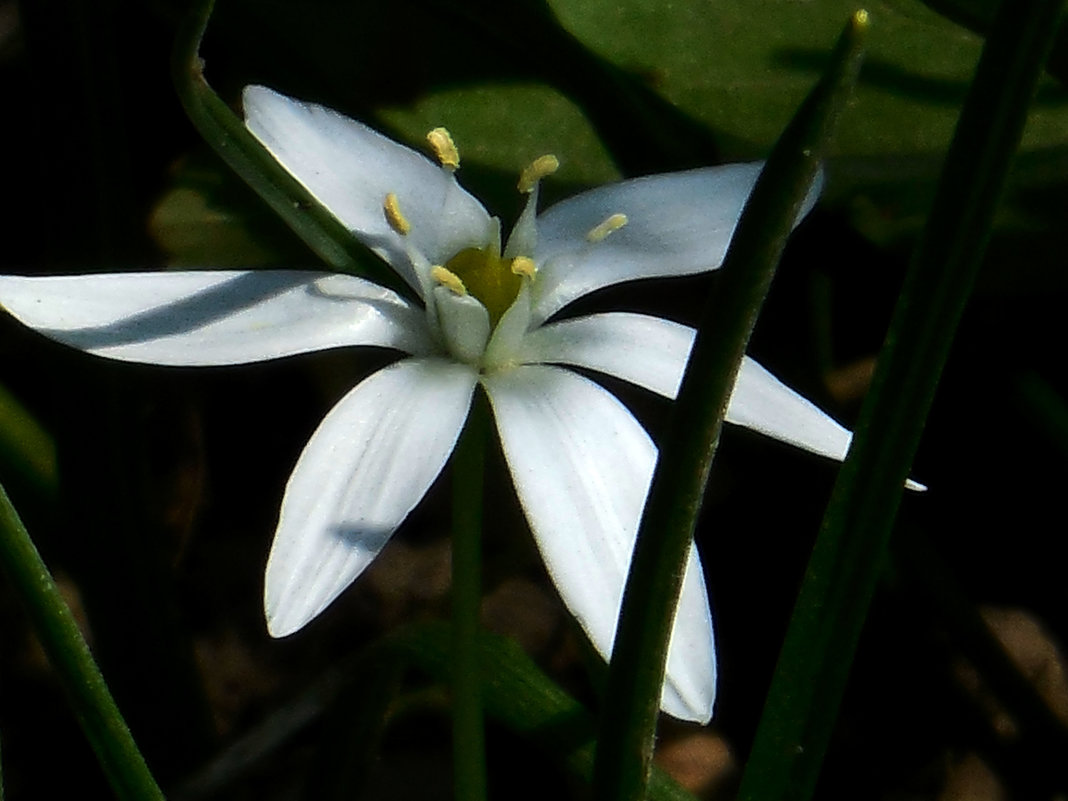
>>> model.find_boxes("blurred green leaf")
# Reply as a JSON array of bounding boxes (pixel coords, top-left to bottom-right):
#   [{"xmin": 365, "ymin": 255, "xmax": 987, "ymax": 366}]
[
  {"xmin": 148, "ymin": 155, "xmax": 316, "ymax": 267},
  {"xmin": 376, "ymin": 84, "xmax": 621, "ymax": 187},
  {"xmin": 826, "ymin": 147, "xmax": 1068, "ymax": 294},
  {"xmin": 920, "ymin": 0, "xmax": 1068, "ymax": 84},
  {"xmin": 550, "ymin": 0, "xmax": 1068, "ymax": 157},
  {"xmin": 208, "ymin": 0, "xmax": 724, "ymax": 174},
  {"xmin": 0, "ymin": 382, "xmax": 57, "ymax": 503}
]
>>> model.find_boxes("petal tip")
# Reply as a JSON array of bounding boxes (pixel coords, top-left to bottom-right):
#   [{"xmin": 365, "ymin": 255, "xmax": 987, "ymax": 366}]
[
  {"xmin": 661, "ymin": 681, "xmax": 716, "ymax": 725},
  {"xmin": 264, "ymin": 595, "xmax": 306, "ymax": 639},
  {"xmin": 241, "ymin": 83, "xmax": 274, "ymax": 113},
  {"xmin": 265, "ymin": 616, "xmax": 294, "ymax": 639}
]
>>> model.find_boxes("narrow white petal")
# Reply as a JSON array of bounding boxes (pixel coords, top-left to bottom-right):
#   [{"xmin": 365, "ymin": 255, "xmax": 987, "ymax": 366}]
[
  {"xmin": 0, "ymin": 271, "xmax": 435, "ymax": 366},
  {"xmin": 516, "ymin": 312, "xmax": 693, "ymax": 398},
  {"xmin": 531, "ymin": 164, "xmax": 821, "ymax": 324},
  {"xmin": 729, "ymin": 359, "xmax": 928, "ymax": 490},
  {"xmin": 431, "ymin": 287, "xmax": 490, "ymax": 364},
  {"xmin": 521, "ymin": 317, "xmax": 923, "ymax": 489},
  {"xmin": 662, "ymin": 543, "xmax": 718, "ymax": 722},
  {"xmin": 243, "ymin": 86, "xmax": 494, "ymax": 293},
  {"xmin": 266, "ymin": 357, "xmax": 477, "ymax": 637},
  {"xmin": 727, "ymin": 356, "xmax": 852, "ymax": 459},
  {"xmin": 482, "ymin": 365, "xmax": 716, "ymax": 722}
]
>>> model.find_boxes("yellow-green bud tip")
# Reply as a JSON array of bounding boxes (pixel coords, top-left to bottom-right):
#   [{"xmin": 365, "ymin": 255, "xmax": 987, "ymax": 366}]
[
  {"xmin": 427, "ymin": 127, "xmax": 460, "ymax": 170},
  {"xmin": 430, "ymin": 265, "xmax": 467, "ymax": 295},
  {"xmin": 518, "ymin": 155, "xmax": 560, "ymax": 193},
  {"xmin": 853, "ymin": 9, "xmax": 869, "ymax": 28},
  {"xmin": 383, "ymin": 193, "xmax": 410, "ymax": 236}
]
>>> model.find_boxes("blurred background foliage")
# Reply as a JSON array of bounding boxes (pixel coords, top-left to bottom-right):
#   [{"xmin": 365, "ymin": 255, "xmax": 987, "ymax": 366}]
[{"xmin": 0, "ymin": 0, "xmax": 1066, "ymax": 799}]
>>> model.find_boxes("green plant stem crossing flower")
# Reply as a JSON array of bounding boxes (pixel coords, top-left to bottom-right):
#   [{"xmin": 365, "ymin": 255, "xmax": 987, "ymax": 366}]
[{"xmin": 0, "ymin": 86, "xmax": 867, "ymax": 724}]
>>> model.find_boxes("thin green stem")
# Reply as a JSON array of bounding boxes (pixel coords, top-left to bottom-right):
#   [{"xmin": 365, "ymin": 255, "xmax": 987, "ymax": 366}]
[
  {"xmin": 0, "ymin": 483, "xmax": 165, "ymax": 801},
  {"xmin": 737, "ymin": 2, "xmax": 1064, "ymax": 801},
  {"xmin": 591, "ymin": 15, "xmax": 868, "ymax": 801},
  {"xmin": 451, "ymin": 398, "xmax": 489, "ymax": 801},
  {"xmin": 170, "ymin": 0, "xmax": 411, "ymax": 298}
]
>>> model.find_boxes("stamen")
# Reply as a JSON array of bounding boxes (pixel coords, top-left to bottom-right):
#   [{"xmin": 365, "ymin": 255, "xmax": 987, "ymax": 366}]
[
  {"xmin": 427, "ymin": 127, "xmax": 460, "ymax": 171},
  {"xmin": 517, "ymin": 155, "xmax": 559, "ymax": 193},
  {"xmin": 430, "ymin": 265, "xmax": 467, "ymax": 295},
  {"xmin": 383, "ymin": 193, "xmax": 411, "ymax": 236},
  {"xmin": 586, "ymin": 213, "xmax": 628, "ymax": 243},
  {"xmin": 511, "ymin": 256, "xmax": 537, "ymax": 278}
]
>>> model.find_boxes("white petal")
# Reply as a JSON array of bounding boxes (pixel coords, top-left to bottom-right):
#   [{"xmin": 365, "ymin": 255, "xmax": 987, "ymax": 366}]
[
  {"xmin": 243, "ymin": 86, "xmax": 494, "ymax": 294},
  {"xmin": 662, "ymin": 543, "xmax": 717, "ymax": 722},
  {"xmin": 518, "ymin": 314, "xmax": 922, "ymax": 489},
  {"xmin": 482, "ymin": 365, "xmax": 716, "ymax": 722},
  {"xmin": 431, "ymin": 286, "xmax": 490, "ymax": 364},
  {"xmin": 726, "ymin": 356, "xmax": 852, "ymax": 459},
  {"xmin": 515, "ymin": 312, "xmax": 693, "ymax": 398},
  {"xmin": 729, "ymin": 359, "xmax": 928, "ymax": 490},
  {"xmin": 266, "ymin": 357, "xmax": 477, "ymax": 637},
  {"xmin": 0, "ymin": 271, "xmax": 435, "ymax": 366},
  {"xmin": 530, "ymin": 164, "xmax": 821, "ymax": 324}
]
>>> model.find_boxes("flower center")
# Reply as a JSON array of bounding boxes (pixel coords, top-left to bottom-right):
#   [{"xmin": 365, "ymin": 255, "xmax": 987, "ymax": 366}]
[{"xmin": 441, "ymin": 248, "xmax": 524, "ymax": 326}]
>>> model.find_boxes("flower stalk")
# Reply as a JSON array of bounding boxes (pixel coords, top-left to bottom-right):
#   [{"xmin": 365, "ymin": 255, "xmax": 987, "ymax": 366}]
[
  {"xmin": 0, "ymin": 483, "xmax": 165, "ymax": 801},
  {"xmin": 592, "ymin": 13, "xmax": 869, "ymax": 801},
  {"xmin": 451, "ymin": 397, "xmax": 489, "ymax": 801}
]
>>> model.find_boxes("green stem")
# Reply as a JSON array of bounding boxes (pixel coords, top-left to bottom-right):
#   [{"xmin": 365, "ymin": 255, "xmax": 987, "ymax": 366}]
[
  {"xmin": 0, "ymin": 483, "xmax": 165, "ymax": 801},
  {"xmin": 737, "ymin": 2, "xmax": 1064, "ymax": 801},
  {"xmin": 451, "ymin": 398, "xmax": 488, "ymax": 801},
  {"xmin": 170, "ymin": 0, "xmax": 412, "ymax": 298},
  {"xmin": 591, "ymin": 15, "xmax": 867, "ymax": 801}
]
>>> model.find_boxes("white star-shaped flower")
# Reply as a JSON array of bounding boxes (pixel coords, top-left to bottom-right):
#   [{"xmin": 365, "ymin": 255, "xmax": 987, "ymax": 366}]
[{"xmin": 0, "ymin": 86, "xmax": 862, "ymax": 724}]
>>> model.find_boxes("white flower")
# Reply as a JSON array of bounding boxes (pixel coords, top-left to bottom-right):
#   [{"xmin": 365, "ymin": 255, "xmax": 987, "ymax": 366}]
[{"xmin": 0, "ymin": 86, "xmax": 862, "ymax": 724}]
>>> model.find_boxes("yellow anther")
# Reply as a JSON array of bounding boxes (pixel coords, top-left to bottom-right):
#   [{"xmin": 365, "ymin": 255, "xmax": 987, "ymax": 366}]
[
  {"xmin": 586, "ymin": 213, "xmax": 628, "ymax": 243},
  {"xmin": 517, "ymin": 155, "xmax": 560, "ymax": 193},
  {"xmin": 511, "ymin": 256, "xmax": 537, "ymax": 278},
  {"xmin": 427, "ymin": 127, "xmax": 460, "ymax": 170},
  {"xmin": 430, "ymin": 265, "xmax": 467, "ymax": 295},
  {"xmin": 383, "ymin": 193, "xmax": 410, "ymax": 236}
]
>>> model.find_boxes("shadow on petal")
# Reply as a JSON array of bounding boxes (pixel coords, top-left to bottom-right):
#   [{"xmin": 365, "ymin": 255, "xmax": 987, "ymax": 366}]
[{"xmin": 37, "ymin": 272, "xmax": 314, "ymax": 349}]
